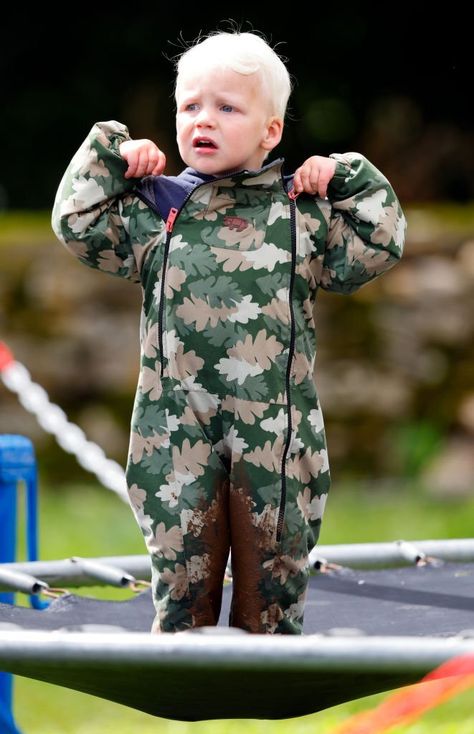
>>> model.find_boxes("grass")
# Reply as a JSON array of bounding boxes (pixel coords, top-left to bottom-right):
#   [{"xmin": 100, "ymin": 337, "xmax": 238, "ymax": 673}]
[
  {"xmin": 0, "ymin": 211, "xmax": 53, "ymax": 245},
  {"xmin": 13, "ymin": 688, "xmax": 474, "ymax": 734},
  {"xmin": 7, "ymin": 480, "xmax": 474, "ymax": 733}
]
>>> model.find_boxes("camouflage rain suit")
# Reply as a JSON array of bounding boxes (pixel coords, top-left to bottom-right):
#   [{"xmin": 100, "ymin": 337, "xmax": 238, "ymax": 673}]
[{"xmin": 52, "ymin": 121, "xmax": 406, "ymax": 635}]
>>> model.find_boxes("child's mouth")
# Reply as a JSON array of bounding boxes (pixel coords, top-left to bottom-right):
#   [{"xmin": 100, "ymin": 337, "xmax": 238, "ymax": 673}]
[{"xmin": 193, "ymin": 138, "xmax": 218, "ymax": 150}]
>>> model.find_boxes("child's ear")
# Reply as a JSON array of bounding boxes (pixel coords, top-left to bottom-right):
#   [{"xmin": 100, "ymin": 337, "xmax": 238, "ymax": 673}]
[{"xmin": 262, "ymin": 116, "xmax": 284, "ymax": 152}]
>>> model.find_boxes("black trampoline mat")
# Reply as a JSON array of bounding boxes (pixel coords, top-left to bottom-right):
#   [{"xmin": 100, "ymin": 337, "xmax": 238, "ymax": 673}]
[{"xmin": 1, "ymin": 562, "xmax": 473, "ymax": 637}]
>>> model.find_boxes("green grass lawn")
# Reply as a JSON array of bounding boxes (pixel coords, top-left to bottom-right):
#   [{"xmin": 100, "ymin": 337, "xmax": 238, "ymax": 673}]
[{"xmin": 8, "ymin": 480, "xmax": 474, "ymax": 733}]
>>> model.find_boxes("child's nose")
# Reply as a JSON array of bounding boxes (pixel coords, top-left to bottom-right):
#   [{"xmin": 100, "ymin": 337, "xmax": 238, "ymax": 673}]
[{"xmin": 195, "ymin": 108, "xmax": 215, "ymax": 127}]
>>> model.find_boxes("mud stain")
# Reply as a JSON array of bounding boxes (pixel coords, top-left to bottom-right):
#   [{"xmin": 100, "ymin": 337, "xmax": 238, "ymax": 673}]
[
  {"xmin": 229, "ymin": 459, "xmax": 280, "ymax": 632},
  {"xmin": 185, "ymin": 470, "xmax": 231, "ymax": 626}
]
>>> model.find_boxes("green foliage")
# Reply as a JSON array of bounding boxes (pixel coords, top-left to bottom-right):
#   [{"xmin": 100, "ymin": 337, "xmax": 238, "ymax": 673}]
[
  {"xmin": 390, "ymin": 421, "xmax": 445, "ymax": 477},
  {"xmin": 0, "ymin": 211, "xmax": 52, "ymax": 244}
]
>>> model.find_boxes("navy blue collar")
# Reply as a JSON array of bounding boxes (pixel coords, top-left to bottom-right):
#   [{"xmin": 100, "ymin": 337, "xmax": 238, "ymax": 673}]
[{"xmin": 135, "ymin": 159, "xmax": 293, "ymax": 223}]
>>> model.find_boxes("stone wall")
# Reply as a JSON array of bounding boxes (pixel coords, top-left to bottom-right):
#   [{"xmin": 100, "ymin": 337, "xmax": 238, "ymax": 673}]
[{"xmin": 1, "ymin": 207, "xmax": 473, "ymax": 494}]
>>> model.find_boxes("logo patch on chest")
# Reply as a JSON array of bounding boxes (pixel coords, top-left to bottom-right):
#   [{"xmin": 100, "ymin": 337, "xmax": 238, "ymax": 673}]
[{"xmin": 223, "ymin": 215, "xmax": 250, "ymax": 232}]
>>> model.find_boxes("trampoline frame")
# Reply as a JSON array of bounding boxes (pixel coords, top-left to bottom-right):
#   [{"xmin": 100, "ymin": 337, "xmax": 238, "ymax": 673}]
[
  {"xmin": 1, "ymin": 537, "xmax": 474, "ymax": 592},
  {"xmin": 1, "ymin": 537, "xmax": 474, "ymax": 721}
]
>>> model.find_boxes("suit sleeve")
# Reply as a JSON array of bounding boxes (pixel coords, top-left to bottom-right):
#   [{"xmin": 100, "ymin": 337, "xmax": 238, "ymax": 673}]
[
  {"xmin": 316, "ymin": 152, "xmax": 406, "ymax": 294},
  {"xmin": 51, "ymin": 120, "xmax": 141, "ymax": 283}
]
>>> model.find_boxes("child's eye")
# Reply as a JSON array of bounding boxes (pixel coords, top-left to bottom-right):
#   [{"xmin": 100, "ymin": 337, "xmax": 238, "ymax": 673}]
[
  {"xmin": 185, "ymin": 103, "xmax": 198, "ymax": 111},
  {"xmin": 221, "ymin": 105, "xmax": 233, "ymax": 112}
]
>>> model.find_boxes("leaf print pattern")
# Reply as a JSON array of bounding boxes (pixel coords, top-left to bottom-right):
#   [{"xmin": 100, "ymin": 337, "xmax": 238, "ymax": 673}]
[{"xmin": 52, "ymin": 121, "xmax": 405, "ymax": 635}]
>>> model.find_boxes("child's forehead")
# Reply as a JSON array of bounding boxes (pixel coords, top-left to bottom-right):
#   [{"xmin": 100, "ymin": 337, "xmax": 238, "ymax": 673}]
[{"xmin": 176, "ymin": 66, "xmax": 261, "ymax": 99}]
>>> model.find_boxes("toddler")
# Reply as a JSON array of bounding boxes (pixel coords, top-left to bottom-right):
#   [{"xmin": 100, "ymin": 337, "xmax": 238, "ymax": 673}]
[{"xmin": 52, "ymin": 30, "xmax": 406, "ymax": 635}]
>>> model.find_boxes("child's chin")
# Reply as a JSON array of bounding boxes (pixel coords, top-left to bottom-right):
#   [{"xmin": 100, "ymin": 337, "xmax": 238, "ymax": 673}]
[{"xmin": 195, "ymin": 156, "xmax": 222, "ymax": 169}]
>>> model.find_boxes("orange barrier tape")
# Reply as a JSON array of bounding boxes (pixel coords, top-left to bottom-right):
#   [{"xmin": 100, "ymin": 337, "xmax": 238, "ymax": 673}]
[{"xmin": 330, "ymin": 653, "xmax": 474, "ymax": 734}]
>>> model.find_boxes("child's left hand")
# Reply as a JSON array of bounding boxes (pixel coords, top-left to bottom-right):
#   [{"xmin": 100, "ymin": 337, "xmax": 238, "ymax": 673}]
[{"xmin": 292, "ymin": 156, "xmax": 337, "ymax": 198}]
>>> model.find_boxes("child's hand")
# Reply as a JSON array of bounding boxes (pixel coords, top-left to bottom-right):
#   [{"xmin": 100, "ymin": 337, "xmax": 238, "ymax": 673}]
[
  {"xmin": 119, "ymin": 139, "xmax": 167, "ymax": 179},
  {"xmin": 292, "ymin": 155, "xmax": 337, "ymax": 198}
]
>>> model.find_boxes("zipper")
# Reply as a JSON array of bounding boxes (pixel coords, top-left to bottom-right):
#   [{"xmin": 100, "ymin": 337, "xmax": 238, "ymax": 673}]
[
  {"xmin": 147, "ymin": 170, "xmax": 298, "ymax": 540},
  {"xmin": 157, "ymin": 207, "xmax": 179, "ymax": 375},
  {"xmin": 275, "ymin": 187, "xmax": 298, "ymax": 543},
  {"xmin": 136, "ymin": 160, "xmax": 289, "ymax": 378}
]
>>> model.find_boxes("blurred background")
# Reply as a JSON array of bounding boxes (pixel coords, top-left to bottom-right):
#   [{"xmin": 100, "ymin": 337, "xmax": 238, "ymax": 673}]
[
  {"xmin": 1, "ymin": 8, "xmax": 474, "ymax": 734},
  {"xmin": 1, "ymin": 8, "xmax": 473, "ymax": 499}
]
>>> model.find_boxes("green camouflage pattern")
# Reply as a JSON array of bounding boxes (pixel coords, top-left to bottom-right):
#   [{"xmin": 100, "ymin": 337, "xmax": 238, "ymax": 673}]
[{"xmin": 52, "ymin": 120, "xmax": 406, "ymax": 634}]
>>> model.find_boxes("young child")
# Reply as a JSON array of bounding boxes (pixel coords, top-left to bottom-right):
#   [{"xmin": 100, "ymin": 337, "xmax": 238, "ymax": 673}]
[{"xmin": 51, "ymin": 30, "xmax": 406, "ymax": 635}]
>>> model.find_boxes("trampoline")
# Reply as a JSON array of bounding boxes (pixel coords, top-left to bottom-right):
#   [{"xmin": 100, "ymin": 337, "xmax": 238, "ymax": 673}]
[
  {"xmin": 2, "ymin": 335, "xmax": 474, "ymax": 724},
  {"xmin": 1, "ymin": 539, "xmax": 474, "ymax": 721}
]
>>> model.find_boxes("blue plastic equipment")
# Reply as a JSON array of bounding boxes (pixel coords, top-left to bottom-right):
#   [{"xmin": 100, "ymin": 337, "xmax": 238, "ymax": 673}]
[{"xmin": 0, "ymin": 434, "xmax": 46, "ymax": 733}]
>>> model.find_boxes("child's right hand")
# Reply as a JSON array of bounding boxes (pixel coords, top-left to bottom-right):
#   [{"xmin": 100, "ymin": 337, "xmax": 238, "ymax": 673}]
[{"xmin": 119, "ymin": 139, "xmax": 166, "ymax": 179}]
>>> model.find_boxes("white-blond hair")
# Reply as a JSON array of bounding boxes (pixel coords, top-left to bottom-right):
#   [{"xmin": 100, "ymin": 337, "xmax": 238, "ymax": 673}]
[{"xmin": 174, "ymin": 31, "xmax": 293, "ymax": 122}]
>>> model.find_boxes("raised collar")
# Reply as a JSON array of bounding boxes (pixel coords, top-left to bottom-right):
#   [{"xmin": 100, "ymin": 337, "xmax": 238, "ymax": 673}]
[{"xmin": 183, "ymin": 157, "xmax": 288, "ymax": 192}]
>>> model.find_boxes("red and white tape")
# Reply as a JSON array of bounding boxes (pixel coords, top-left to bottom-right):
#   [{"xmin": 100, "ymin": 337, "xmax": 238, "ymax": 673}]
[
  {"xmin": 0, "ymin": 341, "xmax": 128, "ymax": 501},
  {"xmin": 330, "ymin": 652, "xmax": 474, "ymax": 733}
]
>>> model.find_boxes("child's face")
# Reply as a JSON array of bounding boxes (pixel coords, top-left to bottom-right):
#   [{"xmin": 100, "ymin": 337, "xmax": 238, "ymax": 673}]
[{"xmin": 175, "ymin": 66, "xmax": 283, "ymax": 176}]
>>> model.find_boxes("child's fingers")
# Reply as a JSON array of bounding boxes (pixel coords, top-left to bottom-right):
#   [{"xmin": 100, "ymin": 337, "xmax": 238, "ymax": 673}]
[
  {"xmin": 123, "ymin": 154, "xmax": 139, "ymax": 179},
  {"xmin": 120, "ymin": 139, "xmax": 168, "ymax": 178},
  {"xmin": 292, "ymin": 170, "xmax": 302, "ymax": 193},
  {"xmin": 151, "ymin": 150, "xmax": 167, "ymax": 176},
  {"xmin": 316, "ymin": 161, "xmax": 337, "ymax": 198},
  {"xmin": 300, "ymin": 165, "xmax": 317, "ymax": 194},
  {"xmin": 315, "ymin": 167, "xmax": 330, "ymax": 197},
  {"xmin": 293, "ymin": 157, "xmax": 337, "ymax": 197},
  {"xmin": 307, "ymin": 165, "xmax": 322, "ymax": 195},
  {"xmin": 123, "ymin": 150, "xmax": 143, "ymax": 179},
  {"xmin": 300, "ymin": 164, "xmax": 320, "ymax": 195},
  {"xmin": 131, "ymin": 149, "xmax": 151, "ymax": 178},
  {"xmin": 146, "ymin": 148, "xmax": 160, "ymax": 173}
]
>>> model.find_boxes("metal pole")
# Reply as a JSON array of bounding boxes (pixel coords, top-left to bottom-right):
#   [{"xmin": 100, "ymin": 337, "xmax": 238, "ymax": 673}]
[
  {"xmin": 311, "ymin": 538, "xmax": 474, "ymax": 568},
  {"xmin": 2, "ymin": 536, "xmax": 474, "ymax": 592}
]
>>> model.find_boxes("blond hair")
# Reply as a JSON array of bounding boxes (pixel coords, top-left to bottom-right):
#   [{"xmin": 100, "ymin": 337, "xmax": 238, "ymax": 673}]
[{"xmin": 174, "ymin": 30, "xmax": 293, "ymax": 122}]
